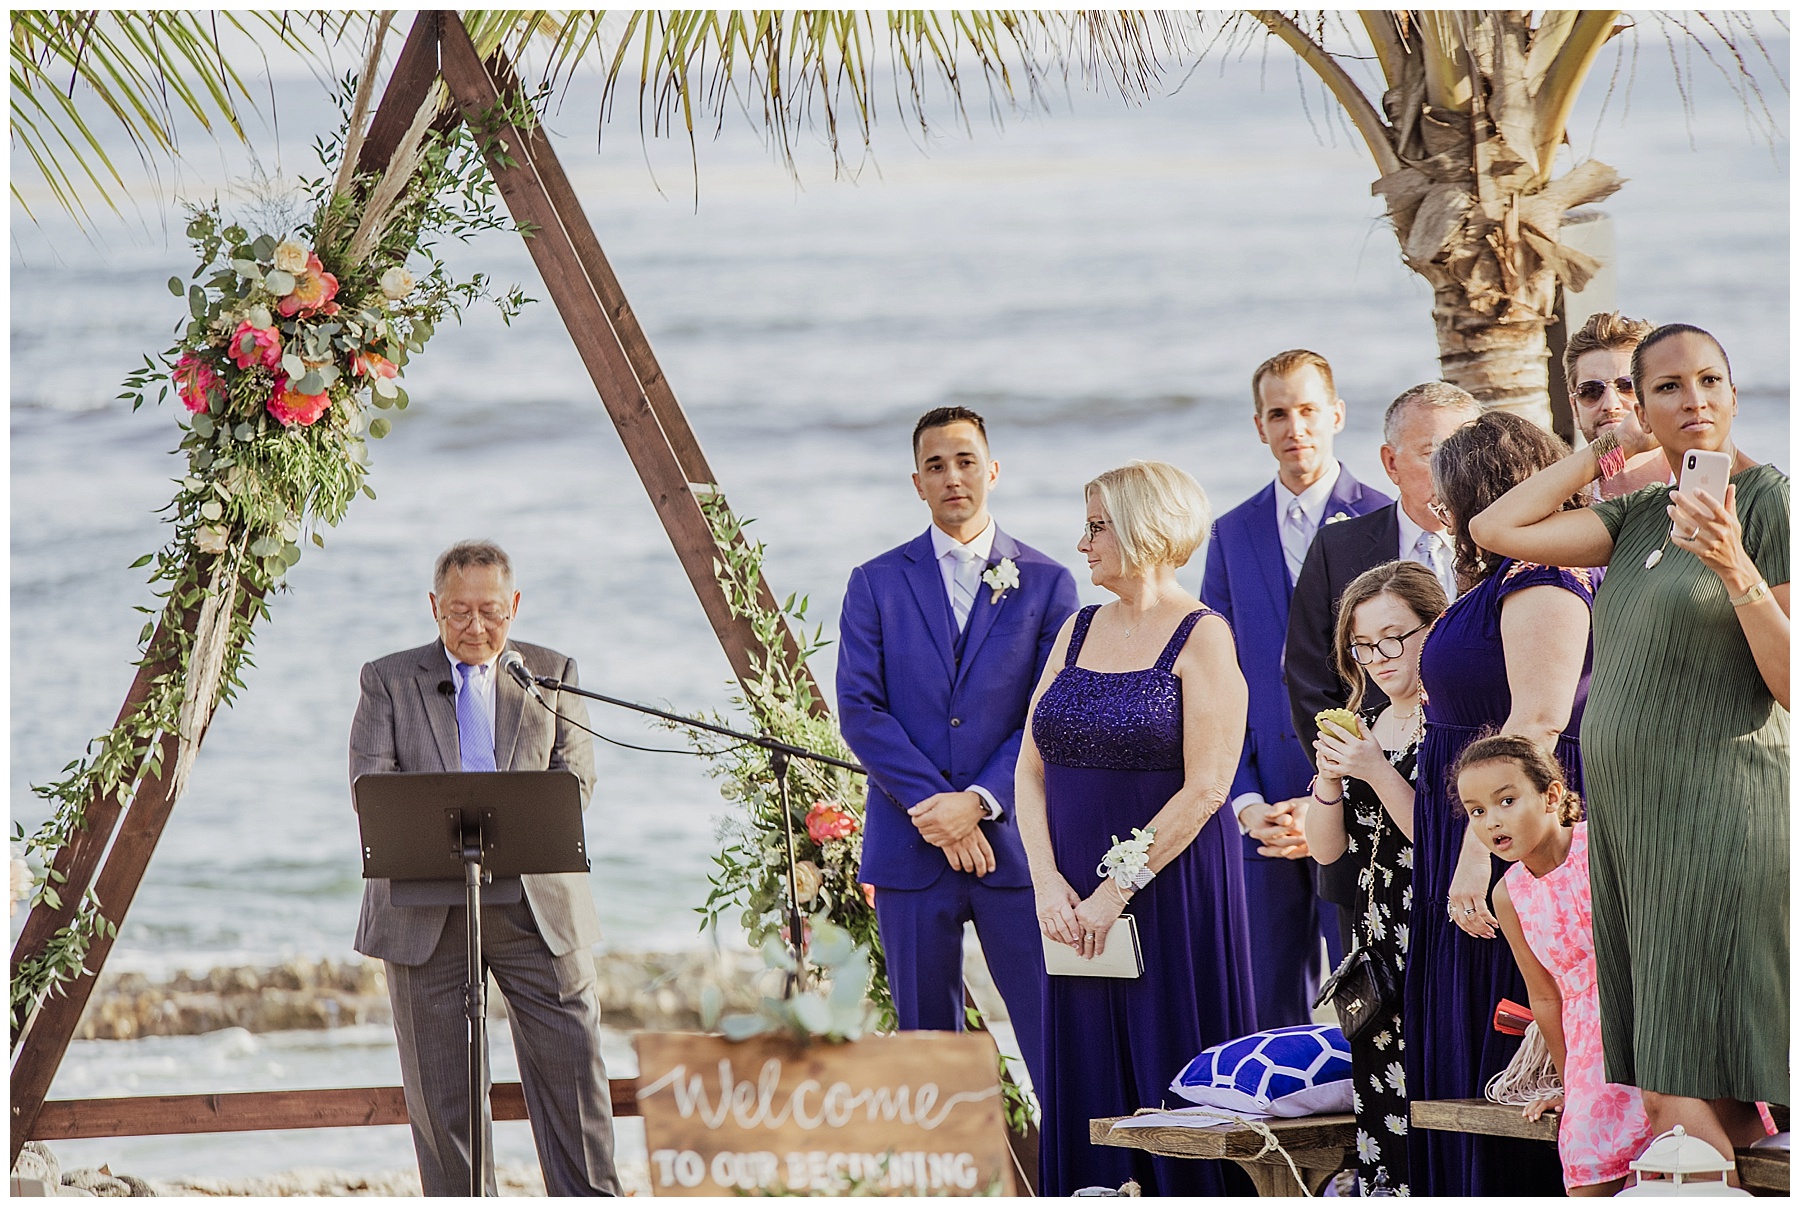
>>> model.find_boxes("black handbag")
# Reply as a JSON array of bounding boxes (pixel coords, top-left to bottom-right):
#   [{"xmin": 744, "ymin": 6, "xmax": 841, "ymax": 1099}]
[{"xmin": 1313, "ymin": 808, "xmax": 1398, "ymax": 1042}]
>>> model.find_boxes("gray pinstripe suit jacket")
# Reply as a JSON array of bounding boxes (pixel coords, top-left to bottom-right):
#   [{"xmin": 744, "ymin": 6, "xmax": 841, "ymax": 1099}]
[{"xmin": 349, "ymin": 638, "xmax": 601, "ymax": 965}]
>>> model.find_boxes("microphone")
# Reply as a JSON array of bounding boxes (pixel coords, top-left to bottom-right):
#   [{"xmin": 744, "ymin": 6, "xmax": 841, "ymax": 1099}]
[
  {"xmin": 499, "ymin": 650, "xmax": 546, "ymax": 704},
  {"xmin": 437, "ymin": 680, "xmax": 455, "ymax": 698}
]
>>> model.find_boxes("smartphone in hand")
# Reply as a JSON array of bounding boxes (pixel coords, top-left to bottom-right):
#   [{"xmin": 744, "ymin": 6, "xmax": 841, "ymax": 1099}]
[{"xmin": 1677, "ymin": 448, "xmax": 1732, "ymax": 504}]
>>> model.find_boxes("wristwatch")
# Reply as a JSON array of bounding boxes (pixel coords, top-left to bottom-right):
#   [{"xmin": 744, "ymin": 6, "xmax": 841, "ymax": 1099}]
[{"xmin": 1730, "ymin": 579, "xmax": 1770, "ymax": 608}]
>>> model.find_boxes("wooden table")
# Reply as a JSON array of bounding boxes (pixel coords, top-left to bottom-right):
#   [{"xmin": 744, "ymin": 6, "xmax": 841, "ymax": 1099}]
[
  {"xmin": 1089, "ymin": 1113, "xmax": 1353, "ymax": 1196},
  {"xmin": 1412, "ymin": 1099, "xmax": 1790, "ymax": 1196}
]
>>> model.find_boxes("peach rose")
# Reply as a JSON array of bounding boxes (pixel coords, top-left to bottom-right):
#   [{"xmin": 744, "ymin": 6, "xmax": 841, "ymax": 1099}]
[
  {"xmin": 173, "ymin": 352, "xmax": 221, "ymax": 415},
  {"xmin": 227, "ymin": 321, "xmax": 282, "ymax": 373},
  {"xmin": 805, "ymin": 801, "xmax": 859, "ymax": 845},
  {"xmin": 277, "ymin": 252, "xmax": 340, "ymax": 318},
  {"xmin": 352, "ymin": 351, "xmax": 397, "ymax": 381},
  {"xmin": 266, "ymin": 374, "xmax": 331, "ymax": 428},
  {"xmin": 792, "ymin": 860, "xmax": 823, "ymax": 904}
]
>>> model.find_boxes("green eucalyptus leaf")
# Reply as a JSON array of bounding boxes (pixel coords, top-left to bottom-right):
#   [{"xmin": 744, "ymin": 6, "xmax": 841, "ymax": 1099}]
[
  {"xmin": 188, "ymin": 286, "xmax": 207, "ymax": 318},
  {"xmin": 312, "ymin": 533, "xmax": 326, "ymax": 548},
  {"xmin": 294, "ymin": 372, "xmax": 324, "ymax": 395},
  {"xmin": 251, "ymin": 234, "xmax": 276, "ymax": 260},
  {"xmin": 249, "ymin": 536, "xmax": 281, "ymax": 558},
  {"xmin": 263, "ymin": 555, "xmax": 288, "ymax": 579},
  {"xmin": 230, "ymin": 259, "xmax": 262, "ymax": 281},
  {"xmin": 370, "ymin": 390, "xmax": 392, "ymax": 410},
  {"xmin": 281, "ymin": 542, "xmax": 302, "ymax": 567},
  {"xmin": 280, "ymin": 354, "xmax": 305, "ymax": 379},
  {"xmin": 264, "ymin": 269, "xmax": 295, "ymax": 295},
  {"xmin": 718, "ymin": 1013, "xmax": 771, "ymax": 1042},
  {"xmin": 191, "ymin": 413, "xmax": 215, "ymax": 438},
  {"xmin": 166, "ymin": 276, "xmax": 184, "ymax": 297},
  {"xmin": 392, "ymin": 387, "xmax": 409, "ymax": 410},
  {"xmin": 234, "ymin": 423, "xmax": 256, "ymax": 442},
  {"xmin": 372, "ymin": 375, "xmax": 398, "ymax": 399},
  {"xmin": 199, "ymin": 500, "xmax": 223, "ymax": 522},
  {"xmin": 317, "ymin": 364, "xmax": 339, "ymax": 387},
  {"xmin": 368, "ymin": 417, "xmax": 391, "ymax": 439}
]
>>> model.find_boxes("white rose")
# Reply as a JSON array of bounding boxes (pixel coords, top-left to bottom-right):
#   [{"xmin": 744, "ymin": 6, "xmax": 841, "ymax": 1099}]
[
  {"xmin": 272, "ymin": 241, "xmax": 309, "ymax": 273},
  {"xmin": 379, "ymin": 267, "xmax": 415, "ymax": 300},
  {"xmin": 195, "ymin": 525, "xmax": 231, "ymax": 555}
]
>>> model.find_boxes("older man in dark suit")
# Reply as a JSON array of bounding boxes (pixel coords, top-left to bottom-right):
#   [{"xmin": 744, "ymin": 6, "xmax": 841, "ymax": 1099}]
[
  {"xmin": 1284, "ymin": 381, "xmax": 1478, "ymax": 949},
  {"xmin": 351, "ymin": 539, "xmax": 618, "ymax": 1196}
]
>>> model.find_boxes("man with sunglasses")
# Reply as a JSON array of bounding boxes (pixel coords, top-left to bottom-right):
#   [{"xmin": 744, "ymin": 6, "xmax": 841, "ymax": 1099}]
[
  {"xmin": 350, "ymin": 540, "xmax": 619, "ymax": 1196},
  {"xmin": 1565, "ymin": 310, "xmax": 1670, "ymax": 499}
]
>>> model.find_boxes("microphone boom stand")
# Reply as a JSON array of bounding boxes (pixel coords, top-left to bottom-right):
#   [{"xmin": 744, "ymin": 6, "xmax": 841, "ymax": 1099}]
[{"xmin": 532, "ymin": 675, "xmax": 863, "ymax": 993}]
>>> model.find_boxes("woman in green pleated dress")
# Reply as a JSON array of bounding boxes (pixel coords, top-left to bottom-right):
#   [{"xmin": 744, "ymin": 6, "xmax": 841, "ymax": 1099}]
[{"xmin": 1469, "ymin": 324, "xmax": 1788, "ymax": 1172}]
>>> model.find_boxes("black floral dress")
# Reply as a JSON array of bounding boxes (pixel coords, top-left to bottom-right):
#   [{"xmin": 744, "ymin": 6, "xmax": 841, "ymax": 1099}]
[{"xmin": 1338, "ymin": 711, "xmax": 1417, "ymax": 1196}]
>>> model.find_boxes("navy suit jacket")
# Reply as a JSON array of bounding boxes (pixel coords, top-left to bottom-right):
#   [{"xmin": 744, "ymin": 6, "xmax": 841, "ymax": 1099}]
[
  {"xmin": 1201, "ymin": 466, "xmax": 1391, "ymax": 811},
  {"xmin": 837, "ymin": 526, "xmax": 1080, "ymax": 890}
]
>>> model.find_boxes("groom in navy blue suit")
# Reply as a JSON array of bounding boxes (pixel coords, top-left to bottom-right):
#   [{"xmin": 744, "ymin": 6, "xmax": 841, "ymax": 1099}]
[
  {"xmin": 837, "ymin": 407, "xmax": 1079, "ymax": 1094},
  {"xmin": 1201, "ymin": 350, "xmax": 1391, "ymax": 1030}
]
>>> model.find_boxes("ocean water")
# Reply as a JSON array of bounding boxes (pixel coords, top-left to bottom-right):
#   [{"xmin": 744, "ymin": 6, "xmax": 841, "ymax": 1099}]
[{"xmin": 11, "ymin": 30, "xmax": 1787, "ymax": 1180}]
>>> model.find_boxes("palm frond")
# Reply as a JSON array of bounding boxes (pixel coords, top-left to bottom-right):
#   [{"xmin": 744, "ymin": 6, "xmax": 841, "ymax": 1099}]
[{"xmin": 9, "ymin": 9, "xmax": 334, "ymax": 219}]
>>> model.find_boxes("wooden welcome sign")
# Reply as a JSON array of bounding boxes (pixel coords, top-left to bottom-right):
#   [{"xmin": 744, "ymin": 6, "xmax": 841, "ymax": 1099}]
[{"xmin": 634, "ymin": 1031, "xmax": 1016, "ymax": 1196}]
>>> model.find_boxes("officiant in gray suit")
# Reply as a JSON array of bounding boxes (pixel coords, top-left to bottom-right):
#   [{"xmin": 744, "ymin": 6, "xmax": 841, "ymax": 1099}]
[{"xmin": 350, "ymin": 539, "xmax": 619, "ymax": 1196}]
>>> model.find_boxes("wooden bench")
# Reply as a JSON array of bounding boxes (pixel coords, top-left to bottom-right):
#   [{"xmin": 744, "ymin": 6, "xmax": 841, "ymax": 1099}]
[
  {"xmin": 1412, "ymin": 1099, "xmax": 1790, "ymax": 1196},
  {"xmin": 1090, "ymin": 1113, "xmax": 1352, "ymax": 1196}
]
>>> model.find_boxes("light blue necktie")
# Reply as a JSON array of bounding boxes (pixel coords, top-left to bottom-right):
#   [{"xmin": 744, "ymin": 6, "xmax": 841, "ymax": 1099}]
[{"xmin": 456, "ymin": 662, "xmax": 497, "ymax": 772}]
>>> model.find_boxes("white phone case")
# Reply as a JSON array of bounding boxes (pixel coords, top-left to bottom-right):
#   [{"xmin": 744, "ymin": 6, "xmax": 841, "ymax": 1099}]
[
  {"xmin": 1678, "ymin": 448, "xmax": 1732, "ymax": 504},
  {"xmin": 1042, "ymin": 914, "xmax": 1143, "ymax": 979}
]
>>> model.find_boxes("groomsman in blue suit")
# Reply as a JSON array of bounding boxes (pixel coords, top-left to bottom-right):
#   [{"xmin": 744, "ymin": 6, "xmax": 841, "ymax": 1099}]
[
  {"xmin": 837, "ymin": 407, "xmax": 1080, "ymax": 1094},
  {"xmin": 1201, "ymin": 350, "xmax": 1392, "ymax": 1030}
]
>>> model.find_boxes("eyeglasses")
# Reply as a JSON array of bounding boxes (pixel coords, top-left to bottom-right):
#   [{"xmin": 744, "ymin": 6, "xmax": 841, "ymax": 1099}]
[
  {"xmin": 1083, "ymin": 520, "xmax": 1110, "ymax": 540},
  {"xmin": 1427, "ymin": 499, "xmax": 1452, "ymax": 524},
  {"xmin": 1573, "ymin": 377, "xmax": 1635, "ymax": 404},
  {"xmin": 1350, "ymin": 623, "xmax": 1428, "ymax": 665},
  {"xmin": 442, "ymin": 607, "xmax": 512, "ymax": 629}
]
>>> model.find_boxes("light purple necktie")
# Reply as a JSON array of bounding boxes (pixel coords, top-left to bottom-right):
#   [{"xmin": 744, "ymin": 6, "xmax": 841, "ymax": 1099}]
[{"xmin": 456, "ymin": 662, "xmax": 497, "ymax": 772}]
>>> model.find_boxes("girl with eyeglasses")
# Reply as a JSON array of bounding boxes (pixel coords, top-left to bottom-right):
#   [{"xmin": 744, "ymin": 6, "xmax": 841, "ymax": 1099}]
[{"xmin": 1304, "ymin": 560, "xmax": 1447, "ymax": 1197}]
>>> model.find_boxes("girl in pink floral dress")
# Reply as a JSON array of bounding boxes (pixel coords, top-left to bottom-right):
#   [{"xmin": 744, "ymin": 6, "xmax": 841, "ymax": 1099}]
[{"xmin": 1454, "ymin": 734, "xmax": 1654, "ymax": 1195}]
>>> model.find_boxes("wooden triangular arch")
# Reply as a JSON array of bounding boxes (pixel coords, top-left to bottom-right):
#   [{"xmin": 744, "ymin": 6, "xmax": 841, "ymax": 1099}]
[
  {"xmin": 9, "ymin": 9, "xmax": 810, "ymax": 1155},
  {"xmin": 12, "ymin": 16, "xmax": 1036, "ymax": 1191}
]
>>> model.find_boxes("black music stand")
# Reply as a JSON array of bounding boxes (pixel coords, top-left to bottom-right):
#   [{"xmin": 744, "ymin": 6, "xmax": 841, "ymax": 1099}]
[{"xmin": 354, "ymin": 770, "xmax": 590, "ymax": 1198}]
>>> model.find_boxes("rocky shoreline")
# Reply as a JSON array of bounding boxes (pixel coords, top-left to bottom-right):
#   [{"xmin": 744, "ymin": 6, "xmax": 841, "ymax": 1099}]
[{"xmin": 74, "ymin": 948, "xmax": 771, "ymax": 1041}]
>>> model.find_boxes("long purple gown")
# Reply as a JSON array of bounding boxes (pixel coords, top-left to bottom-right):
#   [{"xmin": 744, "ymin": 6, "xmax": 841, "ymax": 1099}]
[
  {"xmin": 1406, "ymin": 559, "xmax": 1596, "ymax": 1196},
  {"xmin": 1031, "ymin": 606, "xmax": 1256, "ymax": 1196}
]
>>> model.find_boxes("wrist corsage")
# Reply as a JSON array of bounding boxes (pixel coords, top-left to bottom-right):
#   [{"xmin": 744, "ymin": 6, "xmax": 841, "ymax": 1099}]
[{"xmin": 1097, "ymin": 826, "xmax": 1157, "ymax": 893}]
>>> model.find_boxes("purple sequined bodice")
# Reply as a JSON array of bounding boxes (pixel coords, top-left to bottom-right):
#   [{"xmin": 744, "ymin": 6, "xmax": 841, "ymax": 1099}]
[{"xmin": 1030, "ymin": 606, "xmax": 1211, "ymax": 771}]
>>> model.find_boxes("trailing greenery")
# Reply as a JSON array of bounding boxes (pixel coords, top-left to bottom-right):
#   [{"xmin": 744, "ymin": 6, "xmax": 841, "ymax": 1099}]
[{"xmin": 10, "ymin": 79, "xmax": 531, "ymax": 1029}]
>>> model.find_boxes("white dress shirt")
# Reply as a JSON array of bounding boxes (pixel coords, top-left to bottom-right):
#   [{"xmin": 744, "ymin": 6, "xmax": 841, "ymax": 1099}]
[
  {"xmin": 444, "ymin": 646, "xmax": 498, "ymax": 736},
  {"xmin": 926, "ymin": 519, "xmax": 1004, "ymax": 821},
  {"xmin": 1233, "ymin": 463, "xmax": 1342, "ymax": 828}
]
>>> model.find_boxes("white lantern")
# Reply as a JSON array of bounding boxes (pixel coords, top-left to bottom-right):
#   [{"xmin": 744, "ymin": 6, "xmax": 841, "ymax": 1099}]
[{"xmin": 1616, "ymin": 1125, "xmax": 1751, "ymax": 1196}]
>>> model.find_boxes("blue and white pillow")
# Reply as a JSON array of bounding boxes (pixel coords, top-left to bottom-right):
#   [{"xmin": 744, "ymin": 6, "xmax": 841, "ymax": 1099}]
[{"xmin": 1170, "ymin": 1024, "xmax": 1353, "ymax": 1117}]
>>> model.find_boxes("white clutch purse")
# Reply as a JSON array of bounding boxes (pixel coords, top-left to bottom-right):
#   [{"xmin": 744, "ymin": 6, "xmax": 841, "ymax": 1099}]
[{"xmin": 1042, "ymin": 914, "xmax": 1143, "ymax": 979}]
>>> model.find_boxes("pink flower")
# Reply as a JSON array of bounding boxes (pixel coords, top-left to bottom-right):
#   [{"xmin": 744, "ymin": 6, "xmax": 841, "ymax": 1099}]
[
  {"xmin": 351, "ymin": 351, "xmax": 397, "ymax": 380},
  {"xmin": 805, "ymin": 802, "xmax": 859, "ymax": 845},
  {"xmin": 173, "ymin": 352, "xmax": 221, "ymax": 415},
  {"xmin": 276, "ymin": 252, "xmax": 340, "ymax": 318},
  {"xmin": 266, "ymin": 374, "xmax": 331, "ymax": 428},
  {"xmin": 228, "ymin": 321, "xmax": 282, "ymax": 373}
]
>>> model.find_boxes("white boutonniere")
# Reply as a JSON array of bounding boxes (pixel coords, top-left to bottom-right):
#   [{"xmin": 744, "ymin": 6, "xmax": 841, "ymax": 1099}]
[{"xmin": 980, "ymin": 557, "xmax": 1020, "ymax": 603}]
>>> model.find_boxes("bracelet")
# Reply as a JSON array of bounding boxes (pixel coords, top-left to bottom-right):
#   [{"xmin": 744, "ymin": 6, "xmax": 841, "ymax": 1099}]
[
  {"xmin": 1730, "ymin": 579, "xmax": 1770, "ymax": 608},
  {"xmin": 1308, "ymin": 774, "xmax": 1345, "ymax": 806},
  {"xmin": 1097, "ymin": 827, "xmax": 1156, "ymax": 891},
  {"xmin": 1590, "ymin": 430, "xmax": 1627, "ymax": 480}
]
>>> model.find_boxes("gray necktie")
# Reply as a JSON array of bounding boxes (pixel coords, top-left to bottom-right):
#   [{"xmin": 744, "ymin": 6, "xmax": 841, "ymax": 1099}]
[
  {"xmin": 1281, "ymin": 500, "xmax": 1310, "ymax": 583},
  {"xmin": 1414, "ymin": 530, "xmax": 1457, "ymax": 602},
  {"xmin": 945, "ymin": 545, "xmax": 981, "ymax": 632}
]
